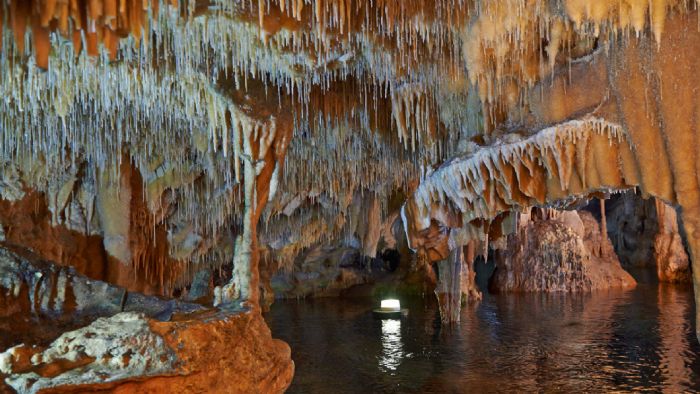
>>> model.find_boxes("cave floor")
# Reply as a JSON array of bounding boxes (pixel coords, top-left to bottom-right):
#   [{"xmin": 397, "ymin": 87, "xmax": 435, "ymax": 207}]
[{"xmin": 266, "ymin": 284, "xmax": 700, "ymax": 393}]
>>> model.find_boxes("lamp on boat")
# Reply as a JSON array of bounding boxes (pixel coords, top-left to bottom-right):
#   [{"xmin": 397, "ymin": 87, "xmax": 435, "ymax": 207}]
[
  {"xmin": 381, "ymin": 299, "xmax": 401, "ymax": 311},
  {"xmin": 373, "ymin": 299, "xmax": 408, "ymax": 318}
]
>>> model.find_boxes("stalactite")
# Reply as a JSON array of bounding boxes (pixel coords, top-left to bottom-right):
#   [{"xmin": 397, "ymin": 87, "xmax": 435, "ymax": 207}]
[
  {"xmin": 435, "ymin": 241, "xmax": 480, "ymax": 323},
  {"xmin": 95, "ymin": 159, "xmax": 133, "ymax": 265},
  {"xmin": 390, "ymin": 83, "xmax": 438, "ymax": 152},
  {"xmin": 0, "ymin": 0, "xmax": 167, "ymax": 66},
  {"xmin": 600, "ymin": 198, "xmax": 607, "ymax": 237},
  {"xmin": 403, "ymin": 117, "xmax": 634, "ymax": 263},
  {"xmin": 435, "ymin": 246, "xmax": 464, "ymax": 324},
  {"xmin": 0, "ymin": 0, "xmax": 698, "ymax": 335}
]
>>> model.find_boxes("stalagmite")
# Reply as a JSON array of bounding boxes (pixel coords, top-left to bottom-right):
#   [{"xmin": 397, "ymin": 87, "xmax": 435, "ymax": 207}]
[
  {"xmin": 491, "ymin": 209, "xmax": 635, "ymax": 292},
  {"xmin": 600, "ymin": 198, "xmax": 607, "ymax": 236},
  {"xmin": 213, "ymin": 90, "xmax": 293, "ymax": 309}
]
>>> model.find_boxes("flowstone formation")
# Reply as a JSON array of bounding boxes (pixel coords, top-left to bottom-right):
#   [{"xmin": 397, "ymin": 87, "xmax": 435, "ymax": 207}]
[
  {"xmin": 490, "ymin": 208, "xmax": 636, "ymax": 293},
  {"xmin": 1, "ymin": 0, "xmax": 700, "ymax": 390}
]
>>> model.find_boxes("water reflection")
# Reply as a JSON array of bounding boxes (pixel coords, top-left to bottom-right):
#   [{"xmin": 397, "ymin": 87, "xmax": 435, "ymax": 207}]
[
  {"xmin": 658, "ymin": 284, "xmax": 694, "ymax": 389},
  {"xmin": 379, "ymin": 319, "xmax": 403, "ymax": 372},
  {"xmin": 266, "ymin": 285, "xmax": 700, "ymax": 393}
]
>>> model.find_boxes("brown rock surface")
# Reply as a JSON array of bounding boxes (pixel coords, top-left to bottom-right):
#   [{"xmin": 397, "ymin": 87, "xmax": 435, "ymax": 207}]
[
  {"xmin": 605, "ymin": 193, "xmax": 691, "ymax": 283},
  {"xmin": 1, "ymin": 310, "xmax": 293, "ymax": 394},
  {"xmin": 654, "ymin": 199, "xmax": 692, "ymax": 283},
  {"xmin": 490, "ymin": 210, "xmax": 635, "ymax": 293},
  {"xmin": 0, "ymin": 247, "xmax": 293, "ymax": 394}
]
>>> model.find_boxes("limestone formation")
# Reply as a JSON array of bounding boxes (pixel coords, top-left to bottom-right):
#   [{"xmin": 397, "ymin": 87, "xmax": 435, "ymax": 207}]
[
  {"xmin": 270, "ymin": 246, "xmax": 371, "ymax": 299},
  {"xmin": 435, "ymin": 242, "xmax": 482, "ymax": 323},
  {"xmin": 588, "ymin": 192, "xmax": 692, "ymax": 283},
  {"xmin": 1, "ymin": 312, "xmax": 176, "ymax": 394},
  {"xmin": 2, "ymin": 0, "xmax": 700, "ymax": 390},
  {"xmin": 0, "ymin": 244, "xmax": 293, "ymax": 393},
  {"xmin": 402, "ymin": 9, "xmax": 700, "ymax": 338},
  {"xmin": 0, "ymin": 245, "xmax": 203, "ymax": 320},
  {"xmin": 490, "ymin": 209, "xmax": 636, "ymax": 292},
  {"xmin": 0, "ymin": 308, "xmax": 294, "ymax": 393},
  {"xmin": 654, "ymin": 199, "xmax": 692, "ymax": 283}
]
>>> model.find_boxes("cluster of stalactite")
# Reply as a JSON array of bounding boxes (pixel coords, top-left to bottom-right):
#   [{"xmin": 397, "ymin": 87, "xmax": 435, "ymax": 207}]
[
  {"xmin": 2, "ymin": 2, "xmax": 700, "ymax": 391},
  {"xmin": 403, "ymin": 117, "xmax": 633, "ymax": 261},
  {"xmin": 0, "ymin": 0, "xmax": 698, "ymax": 307},
  {"xmin": 0, "ymin": 0, "xmax": 462, "ymax": 297},
  {"xmin": 434, "ymin": 241, "xmax": 481, "ymax": 323},
  {"xmin": 404, "ymin": 11, "xmax": 700, "ymax": 339},
  {"xmin": 0, "ymin": 0, "xmax": 176, "ymax": 68},
  {"xmin": 461, "ymin": 0, "xmax": 689, "ymax": 129}
]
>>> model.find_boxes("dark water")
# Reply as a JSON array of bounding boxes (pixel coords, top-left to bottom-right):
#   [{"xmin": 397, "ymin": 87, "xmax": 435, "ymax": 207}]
[{"xmin": 266, "ymin": 284, "xmax": 700, "ymax": 393}]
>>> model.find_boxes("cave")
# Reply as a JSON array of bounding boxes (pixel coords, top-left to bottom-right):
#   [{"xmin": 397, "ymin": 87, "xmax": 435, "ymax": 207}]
[{"xmin": 1, "ymin": 0, "xmax": 700, "ymax": 392}]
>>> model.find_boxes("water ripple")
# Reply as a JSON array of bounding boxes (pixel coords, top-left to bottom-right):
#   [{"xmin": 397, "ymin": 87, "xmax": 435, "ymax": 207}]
[{"xmin": 266, "ymin": 285, "xmax": 700, "ymax": 393}]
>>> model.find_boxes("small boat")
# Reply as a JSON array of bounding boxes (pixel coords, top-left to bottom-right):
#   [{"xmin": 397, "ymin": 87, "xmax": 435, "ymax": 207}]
[{"xmin": 372, "ymin": 299, "xmax": 409, "ymax": 318}]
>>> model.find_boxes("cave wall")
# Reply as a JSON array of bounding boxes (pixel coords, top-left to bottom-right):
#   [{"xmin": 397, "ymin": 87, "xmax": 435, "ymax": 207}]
[
  {"xmin": 606, "ymin": 192, "xmax": 691, "ymax": 283},
  {"xmin": 605, "ymin": 192, "xmax": 660, "ymax": 269},
  {"xmin": 3, "ymin": 0, "xmax": 697, "ymax": 310},
  {"xmin": 403, "ymin": 10, "xmax": 700, "ymax": 336},
  {"xmin": 0, "ymin": 164, "xmax": 185, "ymax": 296}
]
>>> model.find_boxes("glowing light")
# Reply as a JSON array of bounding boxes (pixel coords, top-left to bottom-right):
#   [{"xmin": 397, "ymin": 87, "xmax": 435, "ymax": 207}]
[{"xmin": 381, "ymin": 299, "xmax": 401, "ymax": 311}]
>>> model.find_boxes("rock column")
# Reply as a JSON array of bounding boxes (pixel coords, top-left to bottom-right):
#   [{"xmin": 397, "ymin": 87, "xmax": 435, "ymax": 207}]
[{"xmin": 435, "ymin": 242, "xmax": 480, "ymax": 323}]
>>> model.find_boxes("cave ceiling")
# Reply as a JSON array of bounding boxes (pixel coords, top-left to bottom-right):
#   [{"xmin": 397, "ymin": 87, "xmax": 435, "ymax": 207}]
[{"xmin": 0, "ymin": 0, "xmax": 696, "ymax": 286}]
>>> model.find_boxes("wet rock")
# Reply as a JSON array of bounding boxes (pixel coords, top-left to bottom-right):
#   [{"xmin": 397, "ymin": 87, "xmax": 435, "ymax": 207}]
[
  {"xmin": 0, "ymin": 245, "xmax": 203, "ymax": 320},
  {"xmin": 435, "ymin": 242, "xmax": 481, "ymax": 323},
  {"xmin": 654, "ymin": 200, "xmax": 692, "ymax": 283},
  {"xmin": 606, "ymin": 193, "xmax": 691, "ymax": 283},
  {"xmin": 490, "ymin": 210, "xmax": 636, "ymax": 293},
  {"xmin": 1, "ymin": 312, "xmax": 176, "ymax": 393},
  {"xmin": 271, "ymin": 247, "xmax": 372, "ymax": 298},
  {"xmin": 184, "ymin": 270, "xmax": 211, "ymax": 302}
]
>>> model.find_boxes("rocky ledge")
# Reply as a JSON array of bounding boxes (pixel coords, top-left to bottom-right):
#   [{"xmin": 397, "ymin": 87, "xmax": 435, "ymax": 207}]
[{"xmin": 0, "ymin": 246, "xmax": 293, "ymax": 393}]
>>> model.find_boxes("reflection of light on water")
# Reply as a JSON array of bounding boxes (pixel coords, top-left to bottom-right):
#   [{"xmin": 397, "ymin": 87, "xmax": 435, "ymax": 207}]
[{"xmin": 379, "ymin": 319, "xmax": 404, "ymax": 372}]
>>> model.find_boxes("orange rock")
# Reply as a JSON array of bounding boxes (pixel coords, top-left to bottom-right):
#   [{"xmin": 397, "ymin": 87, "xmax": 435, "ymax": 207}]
[{"xmin": 29, "ymin": 311, "xmax": 294, "ymax": 394}]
